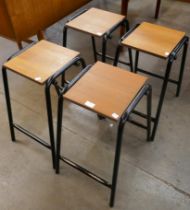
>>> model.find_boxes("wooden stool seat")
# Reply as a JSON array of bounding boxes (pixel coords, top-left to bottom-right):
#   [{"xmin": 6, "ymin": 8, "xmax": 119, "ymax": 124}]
[
  {"xmin": 122, "ymin": 22, "xmax": 185, "ymax": 58},
  {"xmin": 64, "ymin": 61, "xmax": 147, "ymax": 121},
  {"xmin": 66, "ymin": 8, "xmax": 125, "ymax": 37},
  {"xmin": 4, "ymin": 40, "xmax": 79, "ymax": 84}
]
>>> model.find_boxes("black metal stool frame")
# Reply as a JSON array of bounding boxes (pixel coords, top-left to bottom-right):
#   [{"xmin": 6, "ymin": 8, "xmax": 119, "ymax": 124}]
[
  {"xmin": 114, "ymin": 24, "xmax": 189, "ymax": 141},
  {"xmin": 63, "ymin": 9, "xmax": 133, "ymax": 70},
  {"xmin": 2, "ymin": 46, "xmax": 85, "ymax": 170},
  {"xmin": 53, "ymin": 62, "xmax": 152, "ymax": 207}
]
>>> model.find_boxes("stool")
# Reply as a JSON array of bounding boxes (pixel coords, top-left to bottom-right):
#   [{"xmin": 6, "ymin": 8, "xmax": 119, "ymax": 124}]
[
  {"xmin": 114, "ymin": 22, "xmax": 189, "ymax": 141},
  {"xmin": 2, "ymin": 40, "xmax": 85, "ymax": 169},
  {"xmin": 63, "ymin": 7, "xmax": 133, "ymax": 68},
  {"xmin": 54, "ymin": 61, "xmax": 152, "ymax": 207}
]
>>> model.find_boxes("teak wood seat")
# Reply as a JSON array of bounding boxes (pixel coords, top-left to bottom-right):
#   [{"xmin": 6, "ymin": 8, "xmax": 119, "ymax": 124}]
[
  {"xmin": 114, "ymin": 22, "xmax": 189, "ymax": 140},
  {"xmin": 121, "ymin": 22, "xmax": 185, "ymax": 58},
  {"xmin": 4, "ymin": 40, "xmax": 80, "ymax": 84},
  {"xmin": 66, "ymin": 8, "xmax": 125, "ymax": 37},
  {"xmin": 63, "ymin": 8, "xmax": 132, "ymax": 68},
  {"xmin": 55, "ymin": 61, "xmax": 152, "ymax": 207},
  {"xmin": 64, "ymin": 62, "xmax": 147, "ymax": 120},
  {"xmin": 2, "ymin": 40, "xmax": 85, "ymax": 170}
]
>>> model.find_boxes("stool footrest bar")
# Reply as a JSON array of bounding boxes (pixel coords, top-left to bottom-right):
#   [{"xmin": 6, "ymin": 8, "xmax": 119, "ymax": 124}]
[
  {"xmin": 96, "ymin": 52, "xmax": 130, "ymax": 66},
  {"xmin": 128, "ymin": 119, "xmax": 148, "ymax": 129},
  {"xmin": 59, "ymin": 155, "xmax": 111, "ymax": 188},
  {"xmin": 132, "ymin": 110, "xmax": 156, "ymax": 122},
  {"xmin": 136, "ymin": 68, "xmax": 179, "ymax": 84},
  {"xmin": 13, "ymin": 124, "xmax": 51, "ymax": 149}
]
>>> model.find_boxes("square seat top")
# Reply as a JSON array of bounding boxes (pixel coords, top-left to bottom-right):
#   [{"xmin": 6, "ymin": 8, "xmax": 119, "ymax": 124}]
[
  {"xmin": 64, "ymin": 62, "xmax": 147, "ymax": 121},
  {"xmin": 66, "ymin": 8, "xmax": 125, "ymax": 37},
  {"xmin": 122, "ymin": 22, "xmax": 185, "ymax": 58},
  {"xmin": 4, "ymin": 40, "xmax": 79, "ymax": 84}
]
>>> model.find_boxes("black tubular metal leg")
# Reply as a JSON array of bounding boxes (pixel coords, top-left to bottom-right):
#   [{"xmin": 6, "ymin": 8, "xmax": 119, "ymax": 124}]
[
  {"xmin": 45, "ymin": 84, "xmax": 56, "ymax": 169},
  {"xmin": 102, "ymin": 35, "xmax": 107, "ymax": 62},
  {"xmin": 2, "ymin": 67, "xmax": 16, "ymax": 142},
  {"xmin": 91, "ymin": 36, "xmax": 98, "ymax": 62},
  {"xmin": 113, "ymin": 44, "xmax": 133, "ymax": 70},
  {"xmin": 113, "ymin": 45, "xmax": 122, "ymax": 66},
  {"xmin": 176, "ymin": 39, "xmax": 189, "ymax": 97},
  {"xmin": 62, "ymin": 27, "xmax": 68, "ymax": 85},
  {"xmin": 63, "ymin": 26, "xmax": 68, "ymax": 47},
  {"xmin": 134, "ymin": 50, "xmax": 139, "ymax": 73},
  {"xmin": 55, "ymin": 95, "xmax": 64, "ymax": 174},
  {"xmin": 110, "ymin": 120, "xmax": 125, "ymax": 207},
  {"xmin": 125, "ymin": 19, "xmax": 130, "ymax": 33},
  {"xmin": 147, "ymin": 86, "xmax": 152, "ymax": 142},
  {"xmin": 128, "ymin": 48, "xmax": 133, "ymax": 71},
  {"xmin": 125, "ymin": 20, "xmax": 133, "ymax": 71},
  {"xmin": 151, "ymin": 57, "xmax": 173, "ymax": 141}
]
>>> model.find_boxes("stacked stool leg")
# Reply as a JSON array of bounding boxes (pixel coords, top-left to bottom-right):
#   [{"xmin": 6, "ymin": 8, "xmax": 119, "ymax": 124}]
[
  {"xmin": 54, "ymin": 61, "xmax": 152, "ymax": 207},
  {"xmin": 114, "ymin": 22, "xmax": 189, "ymax": 140}
]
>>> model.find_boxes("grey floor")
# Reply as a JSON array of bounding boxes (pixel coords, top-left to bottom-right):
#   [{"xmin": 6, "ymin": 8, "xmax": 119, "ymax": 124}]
[{"xmin": 0, "ymin": 0, "xmax": 190, "ymax": 209}]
